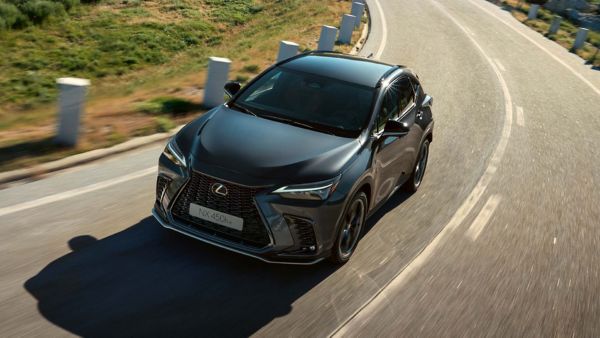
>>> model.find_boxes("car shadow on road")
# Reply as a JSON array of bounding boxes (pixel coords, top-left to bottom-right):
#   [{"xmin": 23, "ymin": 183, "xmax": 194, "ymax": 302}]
[{"xmin": 23, "ymin": 217, "xmax": 338, "ymax": 337}]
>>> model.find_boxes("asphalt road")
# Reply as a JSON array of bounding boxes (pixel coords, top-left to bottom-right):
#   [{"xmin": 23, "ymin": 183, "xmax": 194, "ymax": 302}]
[{"xmin": 1, "ymin": 0, "xmax": 600, "ymax": 336}]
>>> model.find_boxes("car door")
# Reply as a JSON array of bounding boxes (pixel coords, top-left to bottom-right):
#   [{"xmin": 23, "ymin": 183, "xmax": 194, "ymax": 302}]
[
  {"xmin": 395, "ymin": 76, "xmax": 423, "ymax": 178},
  {"xmin": 372, "ymin": 77, "xmax": 405, "ymax": 205},
  {"xmin": 372, "ymin": 76, "xmax": 421, "ymax": 204}
]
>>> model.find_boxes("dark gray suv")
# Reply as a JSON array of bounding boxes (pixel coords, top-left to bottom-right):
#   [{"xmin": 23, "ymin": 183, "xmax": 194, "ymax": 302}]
[{"xmin": 153, "ymin": 52, "xmax": 434, "ymax": 264}]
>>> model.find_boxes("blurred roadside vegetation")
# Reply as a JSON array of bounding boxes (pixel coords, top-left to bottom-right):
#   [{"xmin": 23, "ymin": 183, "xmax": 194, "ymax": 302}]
[
  {"xmin": 501, "ymin": 0, "xmax": 600, "ymax": 67},
  {"xmin": 0, "ymin": 0, "xmax": 364, "ymax": 171},
  {"xmin": 0, "ymin": 0, "xmax": 263, "ymax": 109}
]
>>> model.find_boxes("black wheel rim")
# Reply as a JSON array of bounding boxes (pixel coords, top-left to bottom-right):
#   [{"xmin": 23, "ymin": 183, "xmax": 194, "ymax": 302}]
[
  {"xmin": 414, "ymin": 142, "xmax": 429, "ymax": 187},
  {"xmin": 339, "ymin": 198, "xmax": 365, "ymax": 257}
]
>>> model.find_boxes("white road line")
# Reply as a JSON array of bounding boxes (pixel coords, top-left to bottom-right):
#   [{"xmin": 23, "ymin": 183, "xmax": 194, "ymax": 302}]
[
  {"xmin": 466, "ymin": 194, "xmax": 501, "ymax": 240},
  {"xmin": 330, "ymin": 1, "xmax": 514, "ymax": 335},
  {"xmin": 494, "ymin": 58, "xmax": 506, "ymax": 72},
  {"xmin": 0, "ymin": 167, "xmax": 156, "ymax": 218},
  {"xmin": 463, "ymin": 26, "xmax": 475, "ymax": 36},
  {"xmin": 469, "ymin": 0, "xmax": 600, "ymax": 97},
  {"xmin": 516, "ymin": 106, "xmax": 525, "ymax": 126},
  {"xmin": 370, "ymin": 0, "xmax": 387, "ymax": 59}
]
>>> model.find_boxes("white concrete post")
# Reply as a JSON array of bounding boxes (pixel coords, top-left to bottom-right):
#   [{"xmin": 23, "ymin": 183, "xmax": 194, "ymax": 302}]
[
  {"xmin": 573, "ymin": 28, "xmax": 589, "ymax": 50},
  {"xmin": 351, "ymin": 2, "xmax": 365, "ymax": 28},
  {"xmin": 338, "ymin": 14, "xmax": 356, "ymax": 44},
  {"xmin": 277, "ymin": 40, "xmax": 299, "ymax": 62},
  {"xmin": 55, "ymin": 77, "xmax": 90, "ymax": 147},
  {"xmin": 528, "ymin": 4, "xmax": 540, "ymax": 20},
  {"xmin": 548, "ymin": 15, "xmax": 562, "ymax": 35},
  {"xmin": 203, "ymin": 57, "xmax": 231, "ymax": 108},
  {"xmin": 318, "ymin": 25, "xmax": 338, "ymax": 51}
]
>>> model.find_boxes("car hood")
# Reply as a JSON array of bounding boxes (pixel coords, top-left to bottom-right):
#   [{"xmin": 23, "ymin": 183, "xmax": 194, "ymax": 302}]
[{"xmin": 189, "ymin": 106, "xmax": 361, "ymax": 183}]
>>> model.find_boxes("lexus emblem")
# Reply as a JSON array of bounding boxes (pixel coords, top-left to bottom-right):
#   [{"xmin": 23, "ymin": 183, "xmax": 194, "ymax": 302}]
[{"xmin": 211, "ymin": 183, "xmax": 228, "ymax": 197}]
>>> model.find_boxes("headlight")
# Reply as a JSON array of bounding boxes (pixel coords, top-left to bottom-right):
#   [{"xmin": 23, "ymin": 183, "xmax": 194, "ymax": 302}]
[
  {"xmin": 272, "ymin": 176, "xmax": 341, "ymax": 200},
  {"xmin": 163, "ymin": 138, "xmax": 187, "ymax": 167}
]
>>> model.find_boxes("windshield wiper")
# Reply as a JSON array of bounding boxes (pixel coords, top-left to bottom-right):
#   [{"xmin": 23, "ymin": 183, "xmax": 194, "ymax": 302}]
[
  {"xmin": 260, "ymin": 114, "xmax": 336, "ymax": 135},
  {"xmin": 228, "ymin": 102, "xmax": 257, "ymax": 117}
]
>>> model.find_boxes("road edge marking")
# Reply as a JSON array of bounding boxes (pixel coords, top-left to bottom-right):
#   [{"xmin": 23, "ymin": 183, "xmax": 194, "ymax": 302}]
[
  {"xmin": 469, "ymin": 0, "xmax": 600, "ymax": 97},
  {"xmin": 330, "ymin": 2, "xmax": 514, "ymax": 336},
  {"xmin": 466, "ymin": 194, "xmax": 502, "ymax": 240},
  {"xmin": 370, "ymin": 0, "xmax": 387, "ymax": 59},
  {"xmin": 516, "ymin": 106, "xmax": 525, "ymax": 127},
  {"xmin": 494, "ymin": 58, "xmax": 506, "ymax": 72},
  {"xmin": 0, "ymin": 167, "xmax": 156, "ymax": 218}
]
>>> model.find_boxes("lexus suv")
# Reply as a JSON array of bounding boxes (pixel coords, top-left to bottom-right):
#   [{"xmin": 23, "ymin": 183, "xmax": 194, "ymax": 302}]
[{"xmin": 152, "ymin": 52, "xmax": 434, "ymax": 264}]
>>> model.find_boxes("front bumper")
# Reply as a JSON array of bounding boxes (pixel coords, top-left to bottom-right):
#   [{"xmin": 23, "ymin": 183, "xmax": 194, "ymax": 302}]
[
  {"xmin": 154, "ymin": 158, "xmax": 348, "ymax": 265},
  {"xmin": 152, "ymin": 207, "xmax": 324, "ymax": 265}
]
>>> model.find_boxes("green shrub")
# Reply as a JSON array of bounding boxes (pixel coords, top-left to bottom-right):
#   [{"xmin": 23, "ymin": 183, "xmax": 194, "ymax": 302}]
[
  {"xmin": 20, "ymin": 0, "xmax": 65, "ymax": 24},
  {"xmin": 136, "ymin": 97, "xmax": 198, "ymax": 116},
  {"xmin": 235, "ymin": 74, "xmax": 249, "ymax": 83},
  {"xmin": 242, "ymin": 64, "xmax": 259, "ymax": 73},
  {"xmin": 0, "ymin": 2, "xmax": 28, "ymax": 29},
  {"xmin": 52, "ymin": 0, "xmax": 78, "ymax": 11},
  {"xmin": 155, "ymin": 116, "xmax": 176, "ymax": 132},
  {"xmin": 206, "ymin": 0, "xmax": 261, "ymax": 25}
]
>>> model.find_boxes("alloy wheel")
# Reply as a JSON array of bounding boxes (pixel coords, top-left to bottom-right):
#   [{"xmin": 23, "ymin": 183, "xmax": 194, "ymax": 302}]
[
  {"xmin": 339, "ymin": 198, "xmax": 366, "ymax": 257},
  {"xmin": 414, "ymin": 141, "xmax": 429, "ymax": 187}
]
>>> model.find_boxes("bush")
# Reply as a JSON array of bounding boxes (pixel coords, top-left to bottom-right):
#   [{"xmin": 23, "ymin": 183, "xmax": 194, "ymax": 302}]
[
  {"xmin": 136, "ymin": 97, "xmax": 198, "ymax": 116},
  {"xmin": 0, "ymin": 2, "xmax": 28, "ymax": 29},
  {"xmin": 52, "ymin": 0, "xmax": 78, "ymax": 11},
  {"xmin": 20, "ymin": 0, "xmax": 65, "ymax": 24},
  {"xmin": 155, "ymin": 116, "xmax": 176, "ymax": 132},
  {"xmin": 242, "ymin": 64, "xmax": 259, "ymax": 73},
  {"xmin": 0, "ymin": 0, "xmax": 77, "ymax": 30}
]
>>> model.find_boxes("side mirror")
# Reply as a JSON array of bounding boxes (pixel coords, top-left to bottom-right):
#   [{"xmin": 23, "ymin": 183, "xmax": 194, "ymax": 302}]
[
  {"xmin": 224, "ymin": 81, "xmax": 242, "ymax": 99},
  {"xmin": 382, "ymin": 119, "xmax": 410, "ymax": 137},
  {"xmin": 421, "ymin": 95, "xmax": 433, "ymax": 108}
]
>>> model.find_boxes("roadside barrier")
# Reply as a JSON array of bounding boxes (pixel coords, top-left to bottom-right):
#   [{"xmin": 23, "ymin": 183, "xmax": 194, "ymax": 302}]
[
  {"xmin": 548, "ymin": 15, "xmax": 562, "ymax": 36},
  {"xmin": 573, "ymin": 28, "xmax": 589, "ymax": 51},
  {"xmin": 528, "ymin": 4, "xmax": 539, "ymax": 20},
  {"xmin": 55, "ymin": 77, "xmax": 90, "ymax": 147},
  {"xmin": 49, "ymin": 0, "xmax": 368, "ymax": 144},
  {"xmin": 338, "ymin": 14, "xmax": 357, "ymax": 44},
  {"xmin": 318, "ymin": 25, "xmax": 338, "ymax": 51},
  {"xmin": 203, "ymin": 57, "xmax": 231, "ymax": 108},
  {"xmin": 204, "ymin": 1, "xmax": 365, "ymax": 107},
  {"xmin": 277, "ymin": 41, "xmax": 300, "ymax": 62},
  {"xmin": 351, "ymin": 2, "xmax": 365, "ymax": 28}
]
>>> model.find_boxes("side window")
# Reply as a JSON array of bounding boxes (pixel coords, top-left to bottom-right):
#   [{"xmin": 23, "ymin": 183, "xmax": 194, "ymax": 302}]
[
  {"xmin": 397, "ymin": 78, "xmax": 415, "ymax": 114},
  {"xmin": 376, "ymin": 80, "xmax": 400, "ymax": 132},
  {"xmin": 410, "ymin": 77, "xmax": 421, "ymax": 100}
]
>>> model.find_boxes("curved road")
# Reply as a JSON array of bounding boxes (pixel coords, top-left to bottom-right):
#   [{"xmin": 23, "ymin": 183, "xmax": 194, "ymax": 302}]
[{"xmin": 1, "ymin": 0, "xmax": 600, "ymax": 336}]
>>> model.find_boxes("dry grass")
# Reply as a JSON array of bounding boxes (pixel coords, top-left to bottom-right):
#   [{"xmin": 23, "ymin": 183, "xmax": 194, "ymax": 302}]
[
  {"xmin": 0, "ymin": 0, "xmax": 368, "ymax": 171},
  {"xmin": 500, "ymin": 0, "xmax": 600, "ymax": 66}
]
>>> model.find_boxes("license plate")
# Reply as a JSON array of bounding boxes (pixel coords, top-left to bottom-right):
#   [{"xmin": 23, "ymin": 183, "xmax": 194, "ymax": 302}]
[{"xmin": 189, "ymin": 203, "xmax": 244, "ymax": 231}]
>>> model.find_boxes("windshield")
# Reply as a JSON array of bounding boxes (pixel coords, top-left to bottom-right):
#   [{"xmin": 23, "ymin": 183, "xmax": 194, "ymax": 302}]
[{"xmin": 233, "ymin": 67, "xmax": 376, "ymax": 137}]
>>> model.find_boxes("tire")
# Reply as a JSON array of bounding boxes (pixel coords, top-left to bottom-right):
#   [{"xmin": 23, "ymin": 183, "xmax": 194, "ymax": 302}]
[
  {"xmin": 403, "ymin": 139, "xmax": 430, "ymax": 193},
  {"xmin": 329, "ymin": 191, "xmax": 368, "ymax": 264}
]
